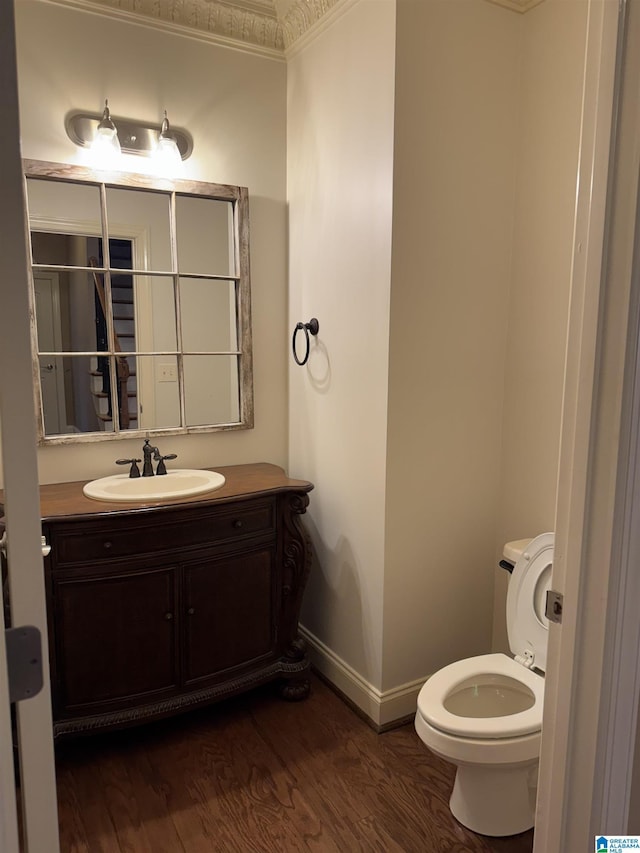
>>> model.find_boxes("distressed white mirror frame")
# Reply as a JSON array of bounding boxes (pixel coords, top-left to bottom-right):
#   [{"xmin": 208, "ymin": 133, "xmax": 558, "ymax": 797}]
[{"xmin": 23, "ymin": 159, "xmax": 253, "ymax": 445}]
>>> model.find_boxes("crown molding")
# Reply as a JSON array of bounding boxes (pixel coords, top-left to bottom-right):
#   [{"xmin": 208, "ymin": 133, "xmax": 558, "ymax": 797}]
[
  {"xmin": 37, "ymin": 0, "xmax": 549, "ymax": 59},
  {"xmin": 38, "ymin": 0, "xmax": 286, "ymax": 56},
  {"xmin": 38, "ymin": 0, "xmax": 347, "ymax": 54},
  {"xmin": 284, "ymin": 0, "xmax": 360, "ymax": 58},
  {"xmin": 280, "ymin": 0, "xmax": 343, "ymax": 48}
]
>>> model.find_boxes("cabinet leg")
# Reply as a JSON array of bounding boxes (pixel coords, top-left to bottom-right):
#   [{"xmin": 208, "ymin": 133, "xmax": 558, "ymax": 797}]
[
  {"xmin": 279, "ymin": 634, "xmax": 311, "ymax": 700},
  {"xmin": 279, "ymin": 675, "xmax": 311, "ymax": 701}
]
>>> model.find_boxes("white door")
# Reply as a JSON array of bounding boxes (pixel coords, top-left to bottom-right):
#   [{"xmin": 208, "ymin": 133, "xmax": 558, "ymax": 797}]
[
  {"xmin": 0, "ymin": 1, "xmax": 60, "ymax": 850},
  {"xmin": 534, "ymin": 0, "xmax": 640, "ymax": 849}
]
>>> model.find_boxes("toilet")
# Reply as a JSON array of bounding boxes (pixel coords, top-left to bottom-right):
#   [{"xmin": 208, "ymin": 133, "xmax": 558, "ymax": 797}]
[{"xmin": 414, "ymin": 532, "xmax": 554, "ymax": 837}]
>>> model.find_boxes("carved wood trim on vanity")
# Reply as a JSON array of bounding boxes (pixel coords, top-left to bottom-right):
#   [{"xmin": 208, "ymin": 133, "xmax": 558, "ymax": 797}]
[
  {"xmin": 1, "ymin": 463, "xmax": 314, "ymax": 738},
  {"xmin": 53, "ymin": 658, "xmax": 309, "ymax": 737}
]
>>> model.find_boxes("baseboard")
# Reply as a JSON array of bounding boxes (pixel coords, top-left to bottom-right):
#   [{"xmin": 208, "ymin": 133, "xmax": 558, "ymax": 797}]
[{"xmin": 299, "ymin": 624, "xmax": 428, "ymax": 730}]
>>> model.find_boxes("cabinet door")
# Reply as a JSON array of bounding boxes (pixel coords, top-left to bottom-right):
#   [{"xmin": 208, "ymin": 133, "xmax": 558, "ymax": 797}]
[
  {"xmin": 52, "ymin": 567, "xmax": 178, "ymax": 715},
  {"xmin": 183, "ymin": 547, "xmax": 275, "ymax": 686}
]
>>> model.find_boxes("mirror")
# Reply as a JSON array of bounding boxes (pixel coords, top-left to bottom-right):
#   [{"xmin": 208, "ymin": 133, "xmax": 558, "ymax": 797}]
[{"xmin": 23, "ymin": 160, "xmax": 253, "ymax": 443}]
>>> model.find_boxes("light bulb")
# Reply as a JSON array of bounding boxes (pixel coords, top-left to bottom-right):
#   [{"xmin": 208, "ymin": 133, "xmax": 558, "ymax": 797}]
[
  {"xmin": 91, "ymin": 100, "xmax": 121, "ymax": 165},
  {"xmin": 154, "ymin": 111, "xmax": 183, "ymax": 171}
]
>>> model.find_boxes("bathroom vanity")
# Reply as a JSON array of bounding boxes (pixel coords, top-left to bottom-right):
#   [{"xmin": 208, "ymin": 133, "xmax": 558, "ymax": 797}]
[{"xmin": 5, "ymin": 463, "xmax": 313, "ymax": 739}]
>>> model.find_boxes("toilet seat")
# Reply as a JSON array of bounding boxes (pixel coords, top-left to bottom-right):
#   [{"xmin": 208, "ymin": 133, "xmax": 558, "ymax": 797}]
[{"xmin": 417, "ymin": 652, "xmax": 544, "ymax": 739}]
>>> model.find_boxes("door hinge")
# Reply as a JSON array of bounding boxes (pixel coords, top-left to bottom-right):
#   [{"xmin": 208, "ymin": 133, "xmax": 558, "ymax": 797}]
[
  {"xmin": 545, "ymin": 589, "xmax": 564, "ymax": 624},
  {"xmin": 515, "ymin": 649, "xmax": 535, "ymax": 668},
  {"xmin": 5, "ymin": 626, "xmax": 44, "ymax": 703}
]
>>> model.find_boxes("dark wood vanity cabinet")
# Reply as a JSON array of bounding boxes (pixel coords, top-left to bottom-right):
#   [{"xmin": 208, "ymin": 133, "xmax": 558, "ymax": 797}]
[{"xmin": 36, "ymin": 463, "xmax": 313, "ymax": 738}]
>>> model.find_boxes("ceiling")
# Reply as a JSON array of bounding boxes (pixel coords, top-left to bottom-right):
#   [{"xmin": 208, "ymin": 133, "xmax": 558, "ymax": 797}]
[
  {"xmin": 49, "ymin": 0, "xmax": 342, "ymax": 56},
  {"xmin": 46, "ymin": 0, "xmax": 544, "ymax": 57}
]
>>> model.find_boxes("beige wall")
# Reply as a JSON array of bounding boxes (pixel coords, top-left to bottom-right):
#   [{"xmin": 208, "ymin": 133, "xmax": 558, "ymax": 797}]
[
  {"xmin": 492, "ymin": 0, "xmax": 589, "ymax": 652},
  {"xmin": 287, "ymin": 0, "xmax": 396, "ymax": 689},
  {"xmin": 12, "ymin": 1, "xmax": 288, "ymax": 486},
  {"xmin": 384, "ymin": 0, "xmax": 521, "ymax": 690},
  {"xmin": 289, "ymin": 0, "xmax": 589, "ymax": 714}
]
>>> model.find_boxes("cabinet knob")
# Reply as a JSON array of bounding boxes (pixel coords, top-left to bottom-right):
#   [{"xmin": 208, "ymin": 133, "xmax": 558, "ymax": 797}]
[
  {"xmin": 164, "ymin": 612, "xmax": 174, "ymax": 621},
  {"xmin": 187, "ymin": 607, "xmax": 195, "ymax": 615},
  {"xmin": 103, "ymin": 541, "xmax": 112, "ymax": 549},
  {"xmin": 232, "ymin": 519, "xmax": 243, "ymax": 529}
]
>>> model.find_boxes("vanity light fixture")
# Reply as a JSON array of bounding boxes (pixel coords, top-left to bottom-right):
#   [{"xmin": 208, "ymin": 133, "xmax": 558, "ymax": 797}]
[{"xmin": 65, "ymin": 102, "xmax": 193, "ymax": 161}]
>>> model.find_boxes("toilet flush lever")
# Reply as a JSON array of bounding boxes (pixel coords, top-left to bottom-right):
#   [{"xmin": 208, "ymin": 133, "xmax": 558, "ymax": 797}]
[{"xmin": 545, "ymin": 590, "xmax": 564, "ymax": 624}]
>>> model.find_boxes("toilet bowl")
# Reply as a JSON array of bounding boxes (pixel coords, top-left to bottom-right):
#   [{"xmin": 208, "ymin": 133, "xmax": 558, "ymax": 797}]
[{"xmin": 414, "ymin": 532, "xmax": 554, "ymax": 837}]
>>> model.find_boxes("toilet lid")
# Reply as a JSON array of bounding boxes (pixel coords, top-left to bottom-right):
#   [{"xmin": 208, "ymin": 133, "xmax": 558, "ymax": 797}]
[{"xmin": 506, "ymin": 532, "xmax": 554, "ymax": 674}]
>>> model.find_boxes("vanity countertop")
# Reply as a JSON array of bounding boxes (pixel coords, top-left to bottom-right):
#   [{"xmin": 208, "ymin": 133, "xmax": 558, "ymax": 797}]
[{"xmin": 1, "ymin": 462, "xmax": 313, "ymax": 522}]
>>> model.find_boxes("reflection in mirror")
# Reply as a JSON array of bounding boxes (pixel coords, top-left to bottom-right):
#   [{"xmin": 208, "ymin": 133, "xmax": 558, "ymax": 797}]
[
  {"xmin": 175, "ymin": 196, "xmax": 235, "ymax": 276},
  {"xmin": 24, "ymin": 160, "xmax": 253, "ymax": 443},
  {"xmin": 183, "ymin": 356, "xmax": 240, "ymax": 425},
  {"xmin": 142, "ymin": 276, "xmax": 177, "ymax": 351},
  {"xmin": 26, "ymin": 177, "xmax": 101, "ymax": 233},
  {"xmin": 38, "ymin": 355, "xmax": 104, "ymax": 434},
  {"xmin": 106, "ymin": 187, "xmax": 172, "ymax": 271},
  {"xmin": 137, "ymin": 356, "xmax": 181, "ymax": 430},
  {"xmin": 179, "ymin": 278, "xmax": 237, "ymax": 352}
]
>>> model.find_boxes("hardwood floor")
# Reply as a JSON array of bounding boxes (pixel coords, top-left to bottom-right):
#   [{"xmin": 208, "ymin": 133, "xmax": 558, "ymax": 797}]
[{"xmin": 55, "ymin": 674, "xmax": 534, "ymax": 852}]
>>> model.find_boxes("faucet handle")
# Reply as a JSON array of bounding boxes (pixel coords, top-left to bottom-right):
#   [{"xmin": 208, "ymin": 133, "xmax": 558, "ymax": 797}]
[
  {"xmin": 155, "ymin": 453, "xmax": 177, "ymax": 476},
  {"xmin": 116, "ymin": 458, "xmax": 142, "ymax": 478}
]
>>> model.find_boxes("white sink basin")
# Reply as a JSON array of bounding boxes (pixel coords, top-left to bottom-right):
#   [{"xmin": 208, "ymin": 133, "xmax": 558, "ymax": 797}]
[{"xmin": 83, "ymin": 469, "xmax": 226, "ymax": 502}]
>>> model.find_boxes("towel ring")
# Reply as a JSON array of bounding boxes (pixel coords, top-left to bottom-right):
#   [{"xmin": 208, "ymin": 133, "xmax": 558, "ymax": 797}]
[{"xmin": 292, "ymin": 318, "xmax": 319, "ymax": 366}]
